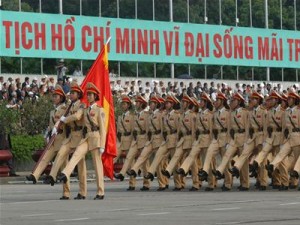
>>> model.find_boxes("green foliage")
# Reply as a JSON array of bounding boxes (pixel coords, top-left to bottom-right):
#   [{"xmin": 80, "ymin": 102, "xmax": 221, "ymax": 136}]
[
  {"xmin": 0, "ymin": 101, "xmax": 22, "ymax": 135},
  {"xmin": 21, "ymin": 96, "xmax": 54, "ymax": 135},
  {"xmin": 10, "ymin": 134, "xmax": 45, "ymax": 161},
  {"xmin": 0, "ymin": 96, "xmax": 52, "ymax": 161},
  {"xmin": 3, "ymin": 0, "xmax": 33, "ymax": 12}
]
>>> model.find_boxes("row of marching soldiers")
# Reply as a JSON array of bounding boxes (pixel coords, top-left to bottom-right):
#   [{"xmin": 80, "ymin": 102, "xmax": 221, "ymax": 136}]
[
  {"xmin": 26, "ymin": 82, "xmax": 107, "ymax": 200},
  {"xmin": 114, "ymin": 90, "xmax": 300, "ymax": 191}
]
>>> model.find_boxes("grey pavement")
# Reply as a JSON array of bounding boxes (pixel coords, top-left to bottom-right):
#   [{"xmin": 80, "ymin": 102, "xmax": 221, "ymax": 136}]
[{"xmin": 0, "ymin": 177, "xmax": 300, "ymax": 225}]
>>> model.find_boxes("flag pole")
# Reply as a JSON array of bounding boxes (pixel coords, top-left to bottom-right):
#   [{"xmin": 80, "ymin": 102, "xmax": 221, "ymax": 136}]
[{"xmin": 106, "ymin": 37, "xmax": 111, "ymax": 46}]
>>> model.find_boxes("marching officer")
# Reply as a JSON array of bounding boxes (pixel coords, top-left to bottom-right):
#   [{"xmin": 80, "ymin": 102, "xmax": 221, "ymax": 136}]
[
  {"xmin": 230, "ymin": 91, "xmax": 268, "ymax": 190},
  {"xmin": 59, "ymin": 82, "xmax": 106, "ymax": 200},
  {"xmin": 116, "ymin": 95, "xmax": 149, "ymax": 191},
  {"xmin": 199, "ymin": 92, "xmax": 232, "ymax": 191},
  {"xmin": 127, "ymin": 96, "xmax": 165, "ymax": 190},
  {"xmin": 268, "ymin": 91, "xmax": 300, "ymax": 189},
  {"xmin": 214, "ymin": 92, "xmax": 249, "ymax": 191},
  {"xmin": 161, "ymin": 94, "xmax": 196, "ymax": 191},
  {"xmin": 46, "ymin": 82, "xmax": 87, "ymax": 200},
  {"xmin": 252, "ymin": 91, "xmax": 285, "ymax": 190},
  {"xmin": 144, "ymin": 94, "xmax": 181, "ymax": 191},
  {"xmin": 26, "ymin": 85, "xmax": 67, "ymax": 186},
  {"xmin": 177, "ymin": 92, "xmax": 215, "ymax": 191},
  {"xmin": 113, "ymin": 95, "xmax": 134, "ymax": 164}
]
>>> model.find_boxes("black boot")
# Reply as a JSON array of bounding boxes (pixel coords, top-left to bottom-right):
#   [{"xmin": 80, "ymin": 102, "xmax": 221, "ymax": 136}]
[
  {"xmin": 213, "ymin": 170, "xmax": 224, "ymax": 180},
  {"xmin": 290, "ymin": 170, "xmax": 299, "ymax": 179},
  {"xmin": 198, "ymin": 169, "xmax": 208, "ymax": 181},
  {"xmin": 126, "ymin": 169, "xmax": 137, "ymax": 178},
  {"xmin": 144, "ymin": 172, "xmax": 154, "ymax": 181},
  {"xmin": 94, "ymin": 195, "xmax": 104, "ymax": 200},
  {"xmin": 161, "ymin": 170, "xmax": 171, "ymax": 178},
  {"xmin": 26, "ymin": 174, "xmax": 37, "ymax": 184},
  {"xmin": 46, "ymin": 175, "xmax": 55, "ymax": 186},
  {"xmin": 114, "ymin": 173, "xmax": 125, "ymax": 181},
  {"xmin": 229, "ymin": 167, "xmax": 240, "ymax": 178},
  {"xmin": 74, "ymin": 193, "xmax": 86, "ymax": 200},
  {"xmin": 58, "ymin": 173, "xmax": 68, "ymax": 184}
]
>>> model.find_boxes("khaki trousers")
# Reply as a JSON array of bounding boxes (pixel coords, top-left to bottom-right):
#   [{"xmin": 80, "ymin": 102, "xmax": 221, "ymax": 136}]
[
  {"xmin": 255, "ymin": 142, "xmax": 275, "ymax": 165},
  {"xmin": 191, "ymin": 157, "xmax": 201, "ymax": 188},
  {"xmin": 267, "ymin": 146, "xmax": 286, "ymax": 186},
  {"xmin": 147, "ymin": 142, "xmax": 180, "ymax": 188},
  {"xmin": 271, "ymin": 142, "xmax": 300, "ymax": 169},
  {"xmin": 131, "ymin": 143, "xmax": 158, "ymax": 188},
  {"xmin": 271, "ymin": 142, "xmax": 300, "ymax": 187},
  {"xmin": 157, "ymin": 157, "xmax": 169, "ymax": 188},
  {"xmin": 203, "ymin": 142, "xmax": 232, "ymax": 189},
  {"xmin": 180, "ymin": 142, "xmax": 214, "ymax": 188},
  {"xmin": 165, "ymin": 144, "xmax": 189, "ymax": 175},
  {"xmin": 257, "ymin": 158, "xmax": 268, "ymax": 187},
  {"xmin": 119, "ymin": 141, "xmax": 138, "ymax": 176},
  {"xmin": 147, "ymin": 143, "xmax": 168, "ymax": 175},
  {"xmin": 235, "ymin": 141, "xmax": 256, "ymax": 170},
  {"xmin": 131, "ymin": 143, "xmax": 156, "ymax": 176},
  {"xmin": 119, "ymin": 141, "xmax": 149, "ymax": 187},
  {"xmin": 217, "ymin": 144, "xmax": 249, "ymax": 188},
  {"xmin": 49, "ymin": 142, "xmax": 85, "ymax": 197},
  {"xmin": 294, "ymin": 154, "xmax": 300, "ymax": 174},
  {"xmin": 32, "ymin": 145, "xmax": 56, "ymax": 181},
  {"xmin": 166, "ymin": 147, "xmax": 187, "ymax": 189},
  {"xmin": 62, "ymin": 140, "xmax": 103, "ymax": 195},
  {"xmin": 113, "ymin": 141, "xmax": 122, "ymax": 163},
  {"xmin": 254, "ymin": 142, "xmax": 285, "ymax": 186}
]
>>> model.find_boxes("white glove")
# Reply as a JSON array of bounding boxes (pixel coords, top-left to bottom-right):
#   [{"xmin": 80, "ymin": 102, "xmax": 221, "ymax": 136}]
[
  {"xmin": 60, "ymin": 116, "xmax": 66, "ymax": 122},
  {"xmin": 99, "ymin": 148, "xmax": 105, "ymax": 154},
  {"xmin": 46, "ymin": 137, "xmax": 50, "ymax": 143},
  {"xmin": 51, "ymin": 127, "xmax": 57, "ymax": 136}
]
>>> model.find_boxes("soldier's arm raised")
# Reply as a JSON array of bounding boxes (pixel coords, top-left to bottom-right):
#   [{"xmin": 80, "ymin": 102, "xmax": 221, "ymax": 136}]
[{"xmin": 64, "ymin": 106, "xmax": 84, "ymax": 124}]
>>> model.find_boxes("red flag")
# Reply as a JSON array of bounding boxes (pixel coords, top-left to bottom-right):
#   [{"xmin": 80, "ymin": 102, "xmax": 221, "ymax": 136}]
[{"xmin": 80, "ymin": 44, "xmax": 117, "ymax": 180}]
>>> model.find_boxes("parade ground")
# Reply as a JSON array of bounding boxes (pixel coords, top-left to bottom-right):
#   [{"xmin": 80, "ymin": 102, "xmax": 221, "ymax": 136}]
[{"xmin": 1, "ymin": 177, "xmax": 300, "ymax": 225}]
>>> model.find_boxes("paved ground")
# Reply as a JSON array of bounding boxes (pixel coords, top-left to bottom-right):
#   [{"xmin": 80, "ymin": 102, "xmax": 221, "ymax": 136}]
[{"xmin": 1, "ymin": 177, "xmax": 300, "ymax": 225}]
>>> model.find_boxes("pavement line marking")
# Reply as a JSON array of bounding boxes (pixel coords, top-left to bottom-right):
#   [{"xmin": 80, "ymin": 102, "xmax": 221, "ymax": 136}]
[
  {"xmin": 232, "ymin": 200, "xmax": 257, "ymax": 203},
  {"xmin": 2, "ymin": 200, "xmax": 59, "ymax": 205},
  {"xmin": 22, "ymin": 213, "xmax": 53, "ymax": 217},
  {"xmin": 138, "ymin": 212, "xmax": 170, "ymax": 216},
  {"xmin": 108, "ymin": 208, "xmax": 131, "ymax": 212},
  {"xmin": 279, "ymin": 202, "xmax": 300, "ymax": 206},
  {"xmin": 212, "ymin": 207, "xmax": 240, "ymax": 211},
  {"xmin": 216, "ymin": 222, "xmax": 242, "ymax": 225},
  {"xmin": 54, "ymin": 218, "xmax": 89, "ymax": 222}
]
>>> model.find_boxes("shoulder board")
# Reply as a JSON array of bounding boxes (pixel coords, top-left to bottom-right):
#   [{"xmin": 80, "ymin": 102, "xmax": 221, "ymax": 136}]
[
  {"xmin": 174, "ymin": 110, "xmax": 181, "ymax": 114},
  {"xmin": 61, "ymin": 105, "xmax": 67, "ymax": 110},
  {"xmin": 79, "ymin": 103, "xmax": 86, "ymax": 109},
  {"xmin": 208, "ymin": 110, "xmax": 214, "ymax": 114}
]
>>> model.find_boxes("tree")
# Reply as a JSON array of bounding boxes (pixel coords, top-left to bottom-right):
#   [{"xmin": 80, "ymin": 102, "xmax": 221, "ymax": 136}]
[{"xmin": 3, "ymin": 0, "xmax": 33, "ymax": 12}]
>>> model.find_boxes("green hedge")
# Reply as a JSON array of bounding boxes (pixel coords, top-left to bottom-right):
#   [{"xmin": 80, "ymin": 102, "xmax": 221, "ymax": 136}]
[{"xmin": 10, "ymin": 135, "xmax": 45, "ymax": 162}]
